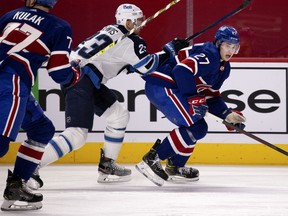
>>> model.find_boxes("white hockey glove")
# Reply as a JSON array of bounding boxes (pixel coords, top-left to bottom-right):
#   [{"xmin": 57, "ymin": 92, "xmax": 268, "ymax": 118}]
[{"xmin": 225, "ymin": 110, "xmax": 246, "ymax": 131}]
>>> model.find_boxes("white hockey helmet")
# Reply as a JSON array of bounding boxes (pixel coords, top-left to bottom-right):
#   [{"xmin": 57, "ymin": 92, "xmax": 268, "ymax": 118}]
[{"xmin": 115, "ymin": 4, "xmax": 143, "ymax": 26}]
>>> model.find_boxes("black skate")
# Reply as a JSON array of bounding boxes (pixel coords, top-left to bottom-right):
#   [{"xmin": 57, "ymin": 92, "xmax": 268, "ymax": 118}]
[
  {"xmin": 165, "ymin": 158, "xmax": 199, "ymax": 183},
  {"xmin": 26, "ymin": 166, "xmax": 43, "ymax": 190},
  {"xmin": 97, "ymin": 148, "xmax": 132, "ymax": 183},
  {"xmin": 136, "ymin": 139, "xmax": 168, "ymax": 186},
  {"xmin": 1, "ymin": 170, "xmax": 43, "ymax": 211}
]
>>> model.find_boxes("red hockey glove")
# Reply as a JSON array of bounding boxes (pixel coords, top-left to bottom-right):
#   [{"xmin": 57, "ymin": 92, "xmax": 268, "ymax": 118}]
[
  {"xmin": 70, "ymin": 60, "xmax": 82, "ymax": 86},
  {"xmin": 187, "ymin": 95, "xmax": 208, "ymax": 117},
  {"xmin": 61, "ymin": 60, "xmax": 83, "ymax": 93},
  {"xmin": 225, "ymin": 109, "xmax": 246, "ymax": 131}
]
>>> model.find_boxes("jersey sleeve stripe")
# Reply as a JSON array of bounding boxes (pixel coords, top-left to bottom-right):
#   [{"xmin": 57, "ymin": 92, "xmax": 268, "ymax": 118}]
[
  {"xmin": 134, "ymin": 54, "xmax": 153, "ymax": 68},
  {"xmin": 180, "ymin": 57, "xmax": 198, "ymax": 75},
  {"xmin": 47, "ymin": 51, "xmax": 70, "ymax": 72},
  {"xmin": 47, "ymin": 63, "xmax": 70, "ymax": 73},
  {"xmin": 176, "ymin": 48, "xmax": 190, "ymax": 62},
  {"xmin": 148, "ymin": 71, "xmax": 175, "ymax": 83}
]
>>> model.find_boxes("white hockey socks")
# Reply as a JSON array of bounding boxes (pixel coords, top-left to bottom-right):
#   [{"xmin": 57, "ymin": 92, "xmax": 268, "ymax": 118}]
[
  {"xmin": 103, "ymin": 126, "xmax": 125, "ymax": 160},
  {"xmin": 40, "ymin": 127, "xmax": 88, "ymax": 167}
]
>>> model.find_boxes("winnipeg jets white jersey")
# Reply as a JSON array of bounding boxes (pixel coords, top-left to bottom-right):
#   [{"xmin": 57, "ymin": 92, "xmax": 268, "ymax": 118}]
[{"xmin": 70, "ymin": 24, "xmax": 159, "ymax": 84}]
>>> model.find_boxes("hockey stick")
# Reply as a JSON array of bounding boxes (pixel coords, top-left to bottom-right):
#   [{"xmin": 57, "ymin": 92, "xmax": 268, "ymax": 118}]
[
  {"xmin": 206, "ymin": 112, "xmax": 288, "ymax": 157},
  {"xmin": 80, "ymin": 0, "xmax": 181, "ymax": 67},
  {"xmin": 119, "ymin": 0, "xmax": 251, "ymax": 75},
  {"xmin": 185, "ymin": 0, "xmax": 252, "ymax": 42}
]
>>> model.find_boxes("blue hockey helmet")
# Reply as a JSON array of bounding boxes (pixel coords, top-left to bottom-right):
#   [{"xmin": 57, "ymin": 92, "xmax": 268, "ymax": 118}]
[
  {"xmin": 215, "ymin": 25, "xmax": 240, "ymax": 44},
  {"xmin": 35, "ymin": 0, "xmax": 58, "ymax": 8}
]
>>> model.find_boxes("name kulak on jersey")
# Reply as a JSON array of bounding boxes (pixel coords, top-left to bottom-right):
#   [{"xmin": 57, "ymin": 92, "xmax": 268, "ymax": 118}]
[{"xmin": 13, "ymin": 11, "xmax": 44, "ymax": 26}]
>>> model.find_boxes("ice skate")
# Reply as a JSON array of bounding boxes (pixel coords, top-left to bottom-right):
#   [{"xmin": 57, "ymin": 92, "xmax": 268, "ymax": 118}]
[
  {"xmin": 135, "ymin": 139, "xmax": 168, "ymax": 186},
  {"xmin": 26, "ymin": 166, "xmax": 43, "ymax": 190},
  {"xmin": 97, "ymin": 148, "xmax": 132, "ymax": 183},
  {"xmin": 1, "ymin": 170, "xmax": 43, "ymax": 211},
  {"xmin": 165, "ymin": 158, "xmax": 199, "ymax": 183}
]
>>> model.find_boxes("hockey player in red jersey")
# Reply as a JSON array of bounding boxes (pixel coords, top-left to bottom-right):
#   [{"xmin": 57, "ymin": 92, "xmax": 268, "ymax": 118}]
[
  {"xmin": 0, "ymin": 0, "xmax": 81, "ymax": 210},
  {"xmin": 136, "ymin": 25, "xmax": 246, "ymax": 186}
]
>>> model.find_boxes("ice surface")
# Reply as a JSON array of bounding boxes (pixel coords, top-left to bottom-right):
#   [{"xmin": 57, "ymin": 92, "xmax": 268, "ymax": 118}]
[{"xmin": 0, "ymin": 165, "xmax": 287, "ymax": 216}]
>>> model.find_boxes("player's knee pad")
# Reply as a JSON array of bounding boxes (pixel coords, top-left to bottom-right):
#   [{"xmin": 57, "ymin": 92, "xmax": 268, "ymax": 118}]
[
  {"xmin": 0, "ymin": 136, "xmax": 10, "ymax": 158},
  {"xmin": 25, "ymin": 115, "xmax": 55, "ymax": 144},
  {"xmin": 102, "ymin": 101, "xmax": 130, "ymax": 129},
  {"xmin": 49, "ymin": 127, "xmax": 88, "ymax": 157},
  {"xmin": 187, "ymin": 118, "xmax": 208, "ymax": 140}
]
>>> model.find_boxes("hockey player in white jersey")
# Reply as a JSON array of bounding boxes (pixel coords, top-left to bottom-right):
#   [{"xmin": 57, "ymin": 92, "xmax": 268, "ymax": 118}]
[{"xmin": 27, "ymin": 3, "xmax": 188, "ymax": 187}]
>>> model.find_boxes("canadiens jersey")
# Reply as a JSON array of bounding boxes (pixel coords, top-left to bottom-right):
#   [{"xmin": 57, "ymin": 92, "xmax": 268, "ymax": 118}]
[
  {"xmin": 144, "ymin": 42, "xmax": 231, "ymax": 98},
  {"xmin": 144, "ymin": 41, "xmax": 232, "ymax": 118},
  {"xmin": 71, "ymin": 24, "xmax": 159, "ymax": 84},
  {"xmin": 0, "ymin": 7, "xmax": 73, "ymax": 88}
]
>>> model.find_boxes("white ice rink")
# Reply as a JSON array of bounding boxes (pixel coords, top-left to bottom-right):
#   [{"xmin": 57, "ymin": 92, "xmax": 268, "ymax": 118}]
[{"xmin": 0, "ymin": 164, "xmax": 287, "ymax": 216}]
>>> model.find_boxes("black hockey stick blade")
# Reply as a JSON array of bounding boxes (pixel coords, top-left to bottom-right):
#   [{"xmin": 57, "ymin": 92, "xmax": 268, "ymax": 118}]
[
  {"xmin": 185, "ymin": 0, "xmax": 253, "ymax": 42},
  {"xmin": 206, "ymin": 112, "xmax": 288, "ymax": 157}
]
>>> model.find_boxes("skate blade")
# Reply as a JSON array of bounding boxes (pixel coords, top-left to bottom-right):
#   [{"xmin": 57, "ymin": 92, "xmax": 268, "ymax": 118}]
[
  {"xmin": 97, "ymin": 172, "xmax": 132, "ymax": 183},
  {"xmin": 1, "ymin": 199, "xmax": 42, "ymax": 211},
  {"xmin": 135, "ymin": 161, "xmax": 164, "ymax": 187},
  {"xmin": 167, "ymin": 175, "xmax": 199, "ymax": 184}
]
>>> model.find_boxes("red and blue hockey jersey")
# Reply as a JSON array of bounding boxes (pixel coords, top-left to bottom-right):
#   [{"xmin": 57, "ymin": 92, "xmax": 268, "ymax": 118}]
[
  {"xmin": 144, "ymin": 42, "xmax": 232, "ymax": 119},
  {"xmin": 0, "ymin": 7, "xmax": 73, "ymax": 88}
]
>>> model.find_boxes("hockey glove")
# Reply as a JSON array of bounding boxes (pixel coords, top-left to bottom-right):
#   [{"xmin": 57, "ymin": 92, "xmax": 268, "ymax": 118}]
[
  {"xmin": 62, "ymin": 60, "xmax": 83, "ymax": 91},
  {"xmin": 163, "ymin": 38, "xmax": 189, "ymax": 59},
  {"xmin": 187, "ymin": 95, "xmax": 208, "ymax": 117},
  {"xmin": 225, "ymin": 109, "xmax": 246, "ymax": 131}
]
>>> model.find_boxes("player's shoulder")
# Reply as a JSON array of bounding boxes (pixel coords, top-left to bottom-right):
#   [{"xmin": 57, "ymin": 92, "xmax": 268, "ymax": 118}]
[
  {"xmin": 100, "ymin": 24, "xmax": 123, "ymax": 37},
  {"xmin": 201, "ymin": 42, "xmax": 219, "ymax": 57},
  {"xmin": 48, "ymin": 14, "xmax": 71, "ymax": 31},
  {"xmin": 113, "ymin": 24, "xmax": 146, "ymax": 46},
  {"xmin": 189, "ymin": 42, "xmax": 220, "ymax": 71},
  {"xmin": 189, "ymin": 42, "xmax": 219, "ymax": 61},
  {"xmin": 129, "ymin": 32, "xmax": 145, "ymax": 44},
  {"xmin": 201, "ymin": 42, "xmax": 221, "ymax": 66},
  {"xmin": 37, "ymin": 14, "xmax": 71, "ymax": 39}
]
